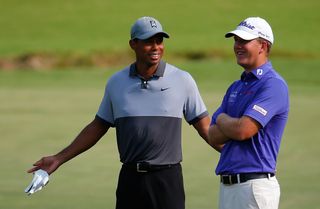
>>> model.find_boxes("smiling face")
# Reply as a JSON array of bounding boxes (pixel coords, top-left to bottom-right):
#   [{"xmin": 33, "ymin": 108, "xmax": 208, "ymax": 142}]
[
  {"xmin": 130, "ymin": 34, "xmax": 165, "ymax": 68},
  {"xmin": 233, "ymin": 36, "xmax": 269, "ymax": 71}
]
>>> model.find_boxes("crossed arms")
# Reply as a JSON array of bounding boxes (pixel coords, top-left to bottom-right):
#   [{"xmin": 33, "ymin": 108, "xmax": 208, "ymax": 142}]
[{"xmin": 208, "ymin": 113, "xmax": 261, "ymax": 152}]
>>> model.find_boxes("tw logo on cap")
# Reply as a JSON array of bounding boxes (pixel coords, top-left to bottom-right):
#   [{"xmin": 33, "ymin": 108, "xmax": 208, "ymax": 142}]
[{"xmin": 150, "ymin": 20, "xmax": 157, "ymax": 28}]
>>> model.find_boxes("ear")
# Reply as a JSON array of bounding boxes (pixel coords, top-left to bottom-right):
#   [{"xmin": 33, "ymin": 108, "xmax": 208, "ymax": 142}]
[
  {"xmin": 129, "ymin": 39, "xmax": 136, "ymax": 50},
  {"xmin": 259, "ymin": 41, "xmax": 268, "ymax": 54}
]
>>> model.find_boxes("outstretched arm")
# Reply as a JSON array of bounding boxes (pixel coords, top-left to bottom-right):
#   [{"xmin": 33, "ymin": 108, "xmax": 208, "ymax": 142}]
[{"xmin": 28, "ymin": 117, "xmax": 110, "ymax": 175}]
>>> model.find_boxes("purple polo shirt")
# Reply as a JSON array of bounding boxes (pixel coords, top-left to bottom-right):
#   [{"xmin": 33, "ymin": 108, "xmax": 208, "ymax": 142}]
[{"xmin": 211, "ymin": 61, "xmax": 289, "ymax": 175}]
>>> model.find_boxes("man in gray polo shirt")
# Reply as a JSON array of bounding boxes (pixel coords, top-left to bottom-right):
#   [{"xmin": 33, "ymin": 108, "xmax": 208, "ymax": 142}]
[{"xmin": 28, "ymin": 16, "xmax": 210, "ymax": 209}]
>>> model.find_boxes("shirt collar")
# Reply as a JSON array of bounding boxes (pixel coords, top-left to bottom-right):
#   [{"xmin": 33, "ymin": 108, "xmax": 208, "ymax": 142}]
[
  {"xmin": 129, "ymin": 60, "xmax": 166, "ymax": 78},
  {"xmin": 241, "ymin": 61, "xmax": 273, "ymax": 81}
]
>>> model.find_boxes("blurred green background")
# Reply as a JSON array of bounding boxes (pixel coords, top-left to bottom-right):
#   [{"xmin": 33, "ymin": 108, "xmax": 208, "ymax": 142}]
[{"xmin": 1, "ymin": 0, "xmax": 319, "ymax": 209}]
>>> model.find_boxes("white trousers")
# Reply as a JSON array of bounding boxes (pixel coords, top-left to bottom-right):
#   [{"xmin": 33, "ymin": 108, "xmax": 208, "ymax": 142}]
[{"xmin": 218, "ymin": 177, "xmax": 280, "ymax": 209}]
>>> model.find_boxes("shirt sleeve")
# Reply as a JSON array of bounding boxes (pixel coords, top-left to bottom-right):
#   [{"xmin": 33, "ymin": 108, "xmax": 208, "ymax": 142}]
[
  {"xmin": 244, "ymin": 78, "xmax": 289, "ymax": 127},
  {"xmin": 210, "ymin": 106, "xmax": 223, "ymax": 126},
  {"xmin": 96, "ymin": 80, "xmax": 115, "ymax": 127},
  {"xmin": 183, "ymin": 73, "xmax": 208, "ymax": 124}
]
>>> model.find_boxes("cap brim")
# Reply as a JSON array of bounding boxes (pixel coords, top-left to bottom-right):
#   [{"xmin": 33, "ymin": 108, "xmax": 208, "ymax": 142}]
[
  {"xmin": 225, "ymin": 30, "xmax": 258, "ymax": 40},
  {"xmin": 135, "ymin": 31, "xmax": 170, "ymax": 40}
]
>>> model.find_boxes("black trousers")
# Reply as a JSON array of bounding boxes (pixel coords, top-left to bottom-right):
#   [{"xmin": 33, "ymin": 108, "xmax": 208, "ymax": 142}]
[{"xmin": 115, "ymin": 163, "xmax": 185, "ymax": 209}]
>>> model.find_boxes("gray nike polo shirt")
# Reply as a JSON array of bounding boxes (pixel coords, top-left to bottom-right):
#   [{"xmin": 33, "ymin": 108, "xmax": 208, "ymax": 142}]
[{"xmin": 96, "ymin": 61, "xmax": 208, "ymax": 164}]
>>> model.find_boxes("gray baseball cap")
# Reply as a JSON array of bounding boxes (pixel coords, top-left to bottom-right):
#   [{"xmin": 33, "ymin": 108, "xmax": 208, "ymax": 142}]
[{"xmin": 130, "ymin": 16, "xmax": 170, "ymax": 40}]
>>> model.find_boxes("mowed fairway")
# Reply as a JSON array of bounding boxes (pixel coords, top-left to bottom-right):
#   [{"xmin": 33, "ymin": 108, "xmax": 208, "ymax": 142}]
[
  {"xmin": 1, "ymin": 0, "xmax": 320, "ymax": 208},
  {"xmin": 1, "ymin": 58, "xmax": 320, "ymax": 209}
]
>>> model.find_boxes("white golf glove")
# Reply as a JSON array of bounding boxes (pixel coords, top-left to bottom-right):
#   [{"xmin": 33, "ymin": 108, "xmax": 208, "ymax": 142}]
[{"xmin": 25, "ymin": 169, "xmax": 49, "ymax": 195}]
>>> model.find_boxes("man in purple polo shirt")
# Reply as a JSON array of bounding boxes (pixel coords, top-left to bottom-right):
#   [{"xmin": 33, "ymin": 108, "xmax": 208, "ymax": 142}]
[{"xmin": 208, "ymin": 17, "xmax": 289, "ymax": 209}]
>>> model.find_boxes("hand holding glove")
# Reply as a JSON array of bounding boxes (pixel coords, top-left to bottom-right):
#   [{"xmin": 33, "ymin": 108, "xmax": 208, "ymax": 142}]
[{"xmin": 25, "ymin": 169, "xmax": 49, "ymax": 195}]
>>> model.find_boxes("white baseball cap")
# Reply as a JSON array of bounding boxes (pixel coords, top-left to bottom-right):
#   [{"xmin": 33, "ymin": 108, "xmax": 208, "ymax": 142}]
[
  {"xmin": 225, "ymin": 17, "xmax": 274, "ymax": 44},
  {"xmin": 130, "ymin": 16, "xmax": 170, "ymax": 40}
]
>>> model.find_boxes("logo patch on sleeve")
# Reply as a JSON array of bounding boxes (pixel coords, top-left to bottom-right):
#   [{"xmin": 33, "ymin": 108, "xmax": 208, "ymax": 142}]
[{"xmin": 253, "ymin": 105, "xmax": 267, "ymax": 116}]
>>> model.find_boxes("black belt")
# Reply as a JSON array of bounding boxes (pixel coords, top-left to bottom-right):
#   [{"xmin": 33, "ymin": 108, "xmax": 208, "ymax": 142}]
[
  {"xmin": 220, "ymin": 173, "xmax": 275, "ymax": 185},
  {"xmin": 122, "ymin": 162, "xmax": 179, "ymax": 173}
]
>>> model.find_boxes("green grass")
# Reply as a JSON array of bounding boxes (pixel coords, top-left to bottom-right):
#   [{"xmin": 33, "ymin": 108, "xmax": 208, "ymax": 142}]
[
  {"xmin": 0, "ymin": 0, "xmax": 319, "ymax": 57},
  {"xmin": 1, "ymin": 58, "xmax": 319, "ymax": 209},
  {"xmin": 1, "ymin": 0, "xmax": 320, "ymax": 208}
]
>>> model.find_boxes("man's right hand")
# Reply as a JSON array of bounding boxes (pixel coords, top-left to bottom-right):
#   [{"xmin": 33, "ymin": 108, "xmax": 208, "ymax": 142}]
[{"xmin": 27, "ymin": 155, "xmax": 61, "ymax": 175}]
